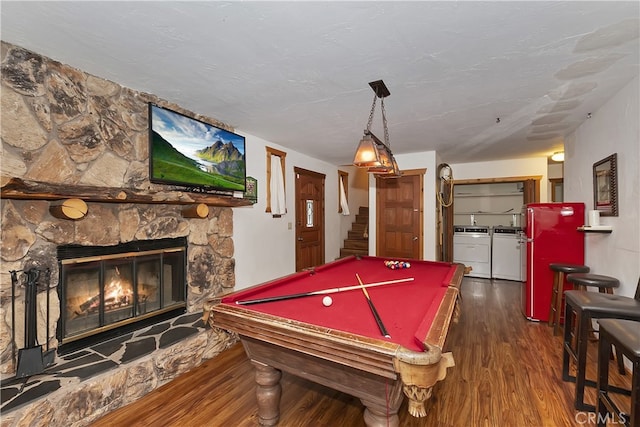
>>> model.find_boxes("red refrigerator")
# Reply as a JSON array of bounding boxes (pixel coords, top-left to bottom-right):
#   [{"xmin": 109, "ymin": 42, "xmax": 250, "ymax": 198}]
[{"xmin": 520, "ymin": 202, "xmax": 585, "ymax": 322}]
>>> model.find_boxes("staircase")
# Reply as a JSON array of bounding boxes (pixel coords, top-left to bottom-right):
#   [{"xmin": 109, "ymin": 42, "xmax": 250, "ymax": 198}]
[{"xmin": 339, "ymin": 207, "xmax": 369, "ymax": 258}]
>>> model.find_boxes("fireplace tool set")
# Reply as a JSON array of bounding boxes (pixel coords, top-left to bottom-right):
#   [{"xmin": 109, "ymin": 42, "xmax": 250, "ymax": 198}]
[{"xmin": 8, "ymin": 268, "xmax": 56, "ymax": 385}]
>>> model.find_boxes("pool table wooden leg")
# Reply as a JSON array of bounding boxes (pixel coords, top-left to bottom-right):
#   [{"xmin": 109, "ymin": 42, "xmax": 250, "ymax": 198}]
[
  {"xmin": 252, "ymin": 361, "xmax": 282, "ymax": 426},
  {"xmin": 361, "ymin": 398, "xmax": 400, "ymax": 427}
]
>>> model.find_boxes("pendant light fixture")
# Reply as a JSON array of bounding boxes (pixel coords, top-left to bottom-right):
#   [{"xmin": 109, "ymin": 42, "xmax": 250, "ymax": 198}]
[{"xmin": 352, "ymin": 80, "xmax": 401, "ymax": 178}]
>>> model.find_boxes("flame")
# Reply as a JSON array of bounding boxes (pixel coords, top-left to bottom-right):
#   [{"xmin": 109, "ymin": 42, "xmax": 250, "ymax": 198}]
[{"xmin": 105, "ymin": 279, "xmax": 133, "ymax": 304}]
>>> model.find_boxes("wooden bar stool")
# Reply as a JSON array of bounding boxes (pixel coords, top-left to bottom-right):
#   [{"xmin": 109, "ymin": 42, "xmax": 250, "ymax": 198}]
[
  {"xmin": 568, "ymin": 273, "xmax": 621, "ymax": 341},
  {"xmin": 596, "ymin": 319, "xmax": 639, "ymax": 427},
  {"xmin": 562, "ymin": 278, "xmax": 640, "ymax": 411},
  {"xmin": 548, "ymin": 263, "xmax": 590, "ymax": 335},
  {"xmin": 567, "ymin": 273, "xmax": 620, "ymax": 294}
]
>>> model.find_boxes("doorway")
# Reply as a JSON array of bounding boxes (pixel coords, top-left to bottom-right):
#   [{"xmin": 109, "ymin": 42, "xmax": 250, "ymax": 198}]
[
  {"xmin": 294, "ymin": 167, "xmax": 325, "ymax": 271},
  {"xmin": 375, "ymin": 170, "xmax": 424, "ymax": 259},
  {"xmin": 440, "ymin": 176, "xmax": 540, "ymax": 262}
]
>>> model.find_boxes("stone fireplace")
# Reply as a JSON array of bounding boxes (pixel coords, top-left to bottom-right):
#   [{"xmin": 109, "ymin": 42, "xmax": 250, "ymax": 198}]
[{"xmin": 0, "ymin": 42, "xmax": 249, "ymax": 425}]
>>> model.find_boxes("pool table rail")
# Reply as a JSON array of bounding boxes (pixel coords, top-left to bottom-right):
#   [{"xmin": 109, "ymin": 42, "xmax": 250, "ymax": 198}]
[{"xmin": 209, "ymin": 302, "xmax": 403, "ymax": 379}]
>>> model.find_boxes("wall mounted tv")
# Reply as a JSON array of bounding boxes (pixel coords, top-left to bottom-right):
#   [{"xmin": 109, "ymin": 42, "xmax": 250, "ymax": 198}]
[{"xmin": 148, "ymin": 103, "xmax": 246, "ymax": 194}]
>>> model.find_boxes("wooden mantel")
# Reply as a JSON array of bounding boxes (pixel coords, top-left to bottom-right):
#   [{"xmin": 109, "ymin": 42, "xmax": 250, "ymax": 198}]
[{"xmin": 1, "ymin": 178, "xmax": 253, "ymax": 207}]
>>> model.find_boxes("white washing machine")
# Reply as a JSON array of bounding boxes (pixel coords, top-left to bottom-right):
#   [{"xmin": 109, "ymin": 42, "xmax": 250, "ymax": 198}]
[
  {"xmin": 491, "ymin": 226, "xmax": 522, "ymax": 281},
  {"xmin": 453, "ymin": 226, "xmax": 492, "ymax": 278}
]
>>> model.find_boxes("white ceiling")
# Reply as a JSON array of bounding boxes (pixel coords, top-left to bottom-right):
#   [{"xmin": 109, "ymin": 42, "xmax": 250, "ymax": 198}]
[{"xmin": 1, "ymin": 2, "xmax": 638, "ymax": 166}]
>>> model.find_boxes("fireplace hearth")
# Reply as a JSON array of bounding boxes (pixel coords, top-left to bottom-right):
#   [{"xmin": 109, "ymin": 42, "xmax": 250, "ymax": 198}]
[{"xmin": 57, "ymin": 238, "xmax": 187, "ymax": 354}]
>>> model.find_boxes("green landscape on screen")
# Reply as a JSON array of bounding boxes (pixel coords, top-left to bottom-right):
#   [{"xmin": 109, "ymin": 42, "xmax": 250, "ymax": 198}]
[{"xmin": 151, "ymin": 131, "xmax": 245, "ymax": 191}]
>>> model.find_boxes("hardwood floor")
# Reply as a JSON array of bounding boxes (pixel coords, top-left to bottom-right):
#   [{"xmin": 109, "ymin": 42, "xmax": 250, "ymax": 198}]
[{"xmin": 92, "ymin": 278, "xmax": 632, "ymax": 426}]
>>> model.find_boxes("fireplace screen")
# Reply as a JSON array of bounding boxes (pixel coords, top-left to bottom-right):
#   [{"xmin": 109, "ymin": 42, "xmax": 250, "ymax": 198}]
[{"xmin": 58, "ymin": 238, "xmax": 186, "ymax": 350}]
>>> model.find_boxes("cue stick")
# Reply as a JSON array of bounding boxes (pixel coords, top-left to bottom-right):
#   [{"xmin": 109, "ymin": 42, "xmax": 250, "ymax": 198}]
[
  {"xmin": 356, "ymin": 273, "xmax": 391, "ymax": 339},
  {"xmin": 235, "ymin": 277, "xmax": 414, "ymax": 305}
]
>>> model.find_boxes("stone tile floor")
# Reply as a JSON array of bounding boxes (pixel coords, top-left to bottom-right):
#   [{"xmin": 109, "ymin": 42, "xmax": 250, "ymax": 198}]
[{"xmin": 0, "ymin": 312, "xmax": 205, "ymax": 413}]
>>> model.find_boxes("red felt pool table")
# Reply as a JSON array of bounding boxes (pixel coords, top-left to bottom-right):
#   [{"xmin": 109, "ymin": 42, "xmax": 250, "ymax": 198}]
[{"xmin": 206, "ymin": 255, "xmax": 464, "ymax": 427}]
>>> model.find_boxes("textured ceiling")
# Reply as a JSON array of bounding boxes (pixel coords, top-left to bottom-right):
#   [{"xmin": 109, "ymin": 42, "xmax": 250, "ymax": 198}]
[{"xmin": 1, "ymin": 1, "xmax": 638, "ymax": 166}]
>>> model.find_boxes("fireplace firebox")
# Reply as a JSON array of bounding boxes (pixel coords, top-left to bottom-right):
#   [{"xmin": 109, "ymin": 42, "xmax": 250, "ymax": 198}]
[{"xmin": 57, "ymin": 238, "xmax": 187, "ymax": 354}]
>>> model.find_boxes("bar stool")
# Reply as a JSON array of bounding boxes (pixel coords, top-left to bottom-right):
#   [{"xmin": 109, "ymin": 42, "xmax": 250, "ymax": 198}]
[
  {"xmin": 568, "ymin": 273, "xmax": 621, "ymax": 341},
  {"xmin": 562, "ymin": 277, "xmax": 640, "ymax": 411},
  {"xmin": 567, "ymin": 273, "xmax": 620, "ymax": 294},
  {"xmin": 596, "ymin": 319, "xmax": 639, "ymax": 427},
  {"xmin": 549, "ymin": 263, "xmax": 590, "ymax": 335}
]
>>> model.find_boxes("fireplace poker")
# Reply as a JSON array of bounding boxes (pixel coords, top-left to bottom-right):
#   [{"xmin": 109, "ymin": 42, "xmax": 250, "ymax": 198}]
[{"xmin": 10, "ymin": 270, "xmax": 18, "ymax": 370}]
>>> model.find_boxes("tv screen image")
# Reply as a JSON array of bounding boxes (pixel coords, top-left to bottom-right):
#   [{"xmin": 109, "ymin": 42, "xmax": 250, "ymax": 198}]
[{"xmin": 149, "ymin": 103, "xmax": 246, "ymax": 193}]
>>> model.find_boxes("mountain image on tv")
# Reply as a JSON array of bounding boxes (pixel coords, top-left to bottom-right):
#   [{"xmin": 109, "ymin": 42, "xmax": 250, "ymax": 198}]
[
  {"xmin": 149, "ymin": 104, "xmax": 246, "ymax": 192},
  {"xmin": 151, "ymin": 131, "xmax": 246, "ymax": 190}
]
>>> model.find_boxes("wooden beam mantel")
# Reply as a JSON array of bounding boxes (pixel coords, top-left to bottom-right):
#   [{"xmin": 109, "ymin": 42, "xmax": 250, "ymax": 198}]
[{"xmin": 1, "ymin": 178, "xmax": 253, "ymax": 207}]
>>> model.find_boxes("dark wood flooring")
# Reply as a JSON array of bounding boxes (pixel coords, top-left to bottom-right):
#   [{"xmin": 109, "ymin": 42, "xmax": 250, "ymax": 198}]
[{"xmin": 92, "ymin": 277, "xmax": 633, "ymax": 426}]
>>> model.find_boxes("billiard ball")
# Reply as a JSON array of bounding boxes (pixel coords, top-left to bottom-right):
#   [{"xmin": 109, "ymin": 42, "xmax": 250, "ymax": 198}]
[{"xmin": 322, "ymin": 296, "xmax": 333, "ymax": 307}]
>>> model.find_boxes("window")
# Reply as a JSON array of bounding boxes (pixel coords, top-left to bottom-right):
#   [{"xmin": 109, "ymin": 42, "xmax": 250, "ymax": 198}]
[
  {"xmin": 266, "ymin": 146, "xmax": 287, "ymax": 216},
  {"xmin": 338, "ymin": 171, "xmax": 350, "ymax": 214}
]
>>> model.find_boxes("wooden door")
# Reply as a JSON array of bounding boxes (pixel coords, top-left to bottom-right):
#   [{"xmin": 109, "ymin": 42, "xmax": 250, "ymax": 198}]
[
  {"xmin": 376, "ymin": 171, "xmax": 423, "ymax": 259},
  {"xmin": 295, "ymin": 167, "xmax": 325, "ymax": 271},
  {"xmin": 523, "ymin": 179, "xmax": 540, "ymax": 204}
]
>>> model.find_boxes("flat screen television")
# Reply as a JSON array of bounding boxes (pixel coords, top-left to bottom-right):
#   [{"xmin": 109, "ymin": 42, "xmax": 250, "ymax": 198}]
[{"xmin": 148, "ymin": 103, "xmax": 246, "ymax": 194}]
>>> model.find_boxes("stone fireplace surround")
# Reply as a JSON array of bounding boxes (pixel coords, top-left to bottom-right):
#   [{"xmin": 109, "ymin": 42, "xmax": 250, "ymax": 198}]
[{"xmin": 0, "ymin": 42, "xmax": 247, "ymax": 425}]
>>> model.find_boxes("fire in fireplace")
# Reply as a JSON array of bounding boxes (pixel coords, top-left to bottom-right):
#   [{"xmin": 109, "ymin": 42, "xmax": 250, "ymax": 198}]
[{"xmin": 57, "ymin": 238, "xmax": 187, "ymax": 354}]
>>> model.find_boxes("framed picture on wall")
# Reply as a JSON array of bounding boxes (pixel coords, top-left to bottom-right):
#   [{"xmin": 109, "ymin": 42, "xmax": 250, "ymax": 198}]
[{"xmin": 592, "ymin": 153, "xmax": 618, "ymax": 216}]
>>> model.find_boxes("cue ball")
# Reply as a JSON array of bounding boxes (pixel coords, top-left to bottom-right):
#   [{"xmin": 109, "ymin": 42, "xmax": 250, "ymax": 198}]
[{"xmin": 322, "ymin": 296, "xmax": 333, "ymax": 307}]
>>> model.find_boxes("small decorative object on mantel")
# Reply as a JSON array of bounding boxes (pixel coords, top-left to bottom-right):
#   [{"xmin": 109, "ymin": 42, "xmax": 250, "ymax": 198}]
[
  {"xmin": 181, "ymin": 203, "xmax": 209, "ymax": 218},
  {"xmin": 593, "ymin": 153, "xmax": 618, "ymax": 216},
  {"xmin": 244, "ymin": 176, "xmax": 257, "ymax": 204},
  {"xmin": 49, "ymin": 198, "xmax": 88, "ymax": 220}
]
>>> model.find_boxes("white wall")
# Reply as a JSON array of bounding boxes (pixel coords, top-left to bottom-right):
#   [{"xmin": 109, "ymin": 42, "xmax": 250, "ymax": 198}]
[
  {"xmin": 564, "ymin": 75, "xmax": 640, "ymax": 297},
  {"xmin": 233, "ymin": 132, "xmax": 366, "ymax": 290},
  {"xmin": 450, "ymin": 157, "xmax": 550, "ymax": 203},
  {"xmin": 548, "ymin": 163, "xmax": 563, "ymax": 180}
]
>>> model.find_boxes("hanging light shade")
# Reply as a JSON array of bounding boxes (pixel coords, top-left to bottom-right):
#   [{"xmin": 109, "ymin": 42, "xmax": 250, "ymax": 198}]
[
  {"xmin": 352, "ymin": 134, "xmax": 382, "ymax": 167},
  {"xmin": 353, "ymin": 80, "xmax": 401, "ymax": 178},
  {"xmin": 368, "ymin": 150, "xmax": 392, "ymax": 172},
  {"xmin": 377, "ymin": 155, "xmax": 401, "ymax": 178},
  {"xmin": 363, "ymin": 131, "xmax": 401, "ymax": 177},
  {"xmin": 366, "ymin": 134, "xmax": 392, "ymax": 173},
  {"xmin": 372, "ymin": 151, "xmax": 401, "ymax": 178}
]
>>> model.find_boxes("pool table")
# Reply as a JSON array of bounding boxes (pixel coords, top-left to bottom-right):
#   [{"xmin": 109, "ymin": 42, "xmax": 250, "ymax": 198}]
[{"xmin": 206, "ymin": 255, "xmax": 464, "ymax": 427}]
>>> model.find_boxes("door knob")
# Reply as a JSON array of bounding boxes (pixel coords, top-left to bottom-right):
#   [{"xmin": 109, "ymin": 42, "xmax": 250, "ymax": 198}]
[
  {"xmin": 297, "ymin": 237, "xmax": 303, "ymax": 241},
  {"xmin": 413, "ymin": 237, "xmax": 418, "ymax": 241}
]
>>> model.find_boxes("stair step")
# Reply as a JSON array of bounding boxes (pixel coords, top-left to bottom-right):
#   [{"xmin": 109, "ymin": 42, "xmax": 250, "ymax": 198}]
[
  {"xmin": 351, "ymin": 223, "xmax": 367, "ymax": 233},
  {"xmin": 348, "ymin": 230, "xmax": 367, "ymax": 240},
  {"xmin": 354, "ymin": 213, "xmax": 368, "ymax": 224},
  {"xmin": 343, "ymin": 239, "xmax": 368, "ymax": 250},
  {"xmin": 340, "ymin": 247, "xmax": 368, "ymax": 258}
]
